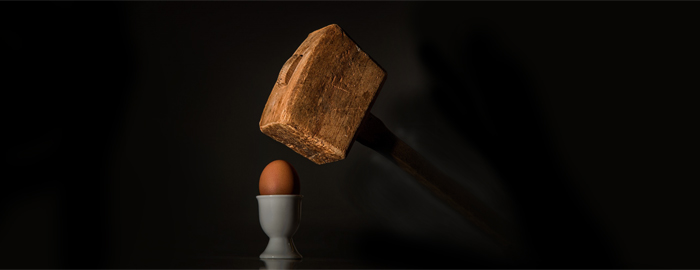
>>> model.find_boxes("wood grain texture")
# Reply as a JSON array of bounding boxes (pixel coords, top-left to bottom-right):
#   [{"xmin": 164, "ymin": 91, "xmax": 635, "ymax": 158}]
[
  {"xmin": 260, "ymin": 24, "xmax": 518, "ymax": 252},
  {"xmin": 260, "ymin": 24, "xmax": 386, "ymax": 164}
]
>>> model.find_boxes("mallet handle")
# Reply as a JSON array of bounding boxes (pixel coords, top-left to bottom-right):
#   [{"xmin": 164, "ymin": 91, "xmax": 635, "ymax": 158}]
[{"xmin": 357, "ymin": 113, "xmax": 514, "ymax": 248}]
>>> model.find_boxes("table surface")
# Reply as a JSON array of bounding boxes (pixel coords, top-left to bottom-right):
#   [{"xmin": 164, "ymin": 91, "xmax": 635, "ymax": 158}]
[{"xmin": 186, "ymin": 256, "xmax": 394, "ymax": 269}]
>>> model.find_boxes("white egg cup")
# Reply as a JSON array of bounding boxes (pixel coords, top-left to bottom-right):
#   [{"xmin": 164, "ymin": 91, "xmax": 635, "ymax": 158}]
[
  {"xmin": 257, "ymin": 195, "xmax": 303, "ymax": 259},
  {"xmin": 260, "ymin": 258, "xmax": 300, "ymax": 269}
]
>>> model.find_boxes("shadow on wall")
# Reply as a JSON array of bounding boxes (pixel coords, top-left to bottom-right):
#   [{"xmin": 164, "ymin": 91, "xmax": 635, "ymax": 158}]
[
  {"xmin": 417, "ymin": 24, "xmax": 619, "ymax": 268},
  {"xmin": 346, "ymin": 10, "xmax": 620, "ymax": 268}
]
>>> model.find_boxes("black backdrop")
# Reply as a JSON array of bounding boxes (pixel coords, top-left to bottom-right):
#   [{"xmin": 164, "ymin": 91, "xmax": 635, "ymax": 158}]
[{"xmin": 2, "ymin": 2, "xmax": 699, "ymax": 269}]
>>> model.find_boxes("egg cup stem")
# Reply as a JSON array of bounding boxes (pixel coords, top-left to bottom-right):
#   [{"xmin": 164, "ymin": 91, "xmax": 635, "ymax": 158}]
[{"xmin": 261, "ymin": 237, "xmax": 301, "ymax": 259}]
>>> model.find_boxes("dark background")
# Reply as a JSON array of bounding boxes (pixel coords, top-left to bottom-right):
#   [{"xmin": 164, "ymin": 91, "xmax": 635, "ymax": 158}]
[{"xmin": 2, "ymin": 2, "xmax": 699, "ymax": 269}]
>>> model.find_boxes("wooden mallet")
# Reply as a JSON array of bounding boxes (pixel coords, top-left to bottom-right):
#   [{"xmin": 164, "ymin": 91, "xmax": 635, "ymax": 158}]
[{"xmin": 260, "ymin": 24, "xmax": 516, "ymax": 249}]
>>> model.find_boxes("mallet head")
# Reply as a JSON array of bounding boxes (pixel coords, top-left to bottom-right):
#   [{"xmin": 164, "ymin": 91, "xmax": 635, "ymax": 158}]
[{"xmin": 260, "ymin": 24, "xmax": 386, "ymax": 164}]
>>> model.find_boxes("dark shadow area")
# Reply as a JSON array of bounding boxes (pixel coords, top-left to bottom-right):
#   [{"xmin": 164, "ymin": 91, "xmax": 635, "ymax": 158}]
[
  {"xmin": 1, "ymin": 2, "xmax": 134, "ymax": 268},
  {"xmin": 418, "ymin": 27, "xmax": 619, "ymax": 268},
  {"xmin": 355, "ymin": 229, "xmax": 510, "ymax": 269}
]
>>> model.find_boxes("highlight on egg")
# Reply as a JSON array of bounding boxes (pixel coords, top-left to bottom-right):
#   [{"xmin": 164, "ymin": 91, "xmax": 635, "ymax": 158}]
[{"xmin": 259, "ymin": 160, "xmax": 300, "ymax": 195}]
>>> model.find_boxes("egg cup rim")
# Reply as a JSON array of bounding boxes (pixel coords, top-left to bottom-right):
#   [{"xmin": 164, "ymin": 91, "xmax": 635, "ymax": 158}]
[{"xmin": 256, "ymin": 194, "xmax": 303, "ymax": 198}]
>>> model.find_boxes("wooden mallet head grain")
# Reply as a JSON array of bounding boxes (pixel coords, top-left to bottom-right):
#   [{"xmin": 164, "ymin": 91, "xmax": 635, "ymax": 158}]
[
  {"xmin": 259, "ymin": 24, "xmax": 386, "ymax": 165},
  {"xmin": 260, "ymin": 24, "xmax": 518, "ymax": 251}
]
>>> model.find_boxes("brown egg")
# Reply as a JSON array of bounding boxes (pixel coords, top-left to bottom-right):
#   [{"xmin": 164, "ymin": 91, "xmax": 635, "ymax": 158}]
[{"xmin": 259, "ymin": 160, "xmax": 300, "ymax": 195}]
